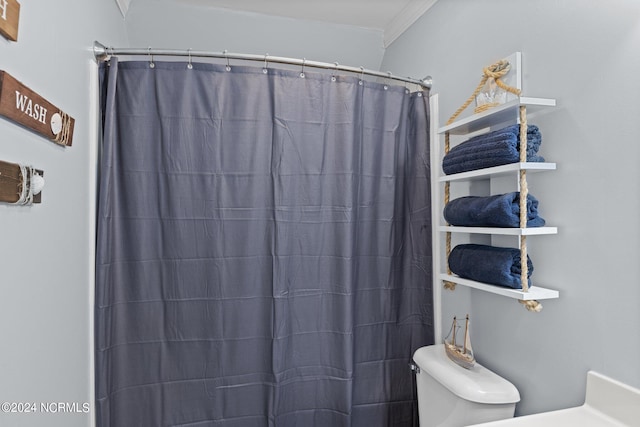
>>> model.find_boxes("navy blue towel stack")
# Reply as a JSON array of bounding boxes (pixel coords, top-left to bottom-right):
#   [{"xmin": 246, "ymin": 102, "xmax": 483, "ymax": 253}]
[
  {"xmin": 444, "ymin": 192, "xmax": 546, "ymax": 228},
  {"xmin": 448, "ymin": 244, "xmax": 533, "ymax": 289},
  {"xmin": 443, "ymin": 124, "xmax": 544, "ymax": 175}
]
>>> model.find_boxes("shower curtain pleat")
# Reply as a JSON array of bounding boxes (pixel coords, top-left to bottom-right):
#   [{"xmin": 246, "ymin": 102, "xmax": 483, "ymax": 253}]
[{"xmin": 96, "ymin": 58, "xmax": 433, "ymax": 427}]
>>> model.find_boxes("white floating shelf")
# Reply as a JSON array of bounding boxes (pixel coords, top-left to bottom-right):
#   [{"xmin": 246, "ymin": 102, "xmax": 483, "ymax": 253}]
[
  {"xmin": 439, "ymin": 162, "xmax": 556, "ymax": 182},
  {"xmin": 439, "ymin": 226, "xmax": 558, "ymax": 236},
  {"xmin": 438, "ymin": 97, "xmax": 556, "ymax": 135},
  {"xmin": 440, "ymin": 273, "xmax": 560, "ymax": 301}
]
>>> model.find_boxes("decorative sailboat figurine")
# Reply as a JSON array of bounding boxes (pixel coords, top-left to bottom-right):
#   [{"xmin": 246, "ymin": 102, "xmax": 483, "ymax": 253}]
[{"xmin": 444, "ymin": 315, "xmax": 476, "ymax": 369}]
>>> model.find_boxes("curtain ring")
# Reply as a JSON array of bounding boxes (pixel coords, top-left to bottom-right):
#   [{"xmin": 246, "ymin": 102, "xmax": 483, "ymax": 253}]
[
  {"xmin": 187, "ymin": 48, "xmax": 193, "ymax": 70},
  {"xmin": 106, "ymin": 46, "xmax": 115, "ymax": 66},
  {"xmin": 263, "ymin": 53, "xmax": 269, "ymax": 74},
  {"xmin": 331, "ymin": 62, "xmax": 338, "ymax": 82},
  {"xmin": 300, "ymin": 58, "xmax": 306, "ymax": 78},
  {"xmin": 359, "ymin": 66, "xmax": 364, "ymax": 85},
  {"xmin": 384, "ymin": 71, "xmax": 392, "ymax": 90},
  {"xmin": 148, "ymin": 47, "xmax": 155, "ymax": 69},
  {"xmin": 223, "ymin": 49, "xmax": 231, "ymax": 71}
]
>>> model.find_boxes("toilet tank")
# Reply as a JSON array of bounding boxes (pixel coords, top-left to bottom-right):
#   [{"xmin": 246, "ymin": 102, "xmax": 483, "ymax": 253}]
[{"xmin": 413, "ymin": 344, "xmax": 520, "ymax": 427}]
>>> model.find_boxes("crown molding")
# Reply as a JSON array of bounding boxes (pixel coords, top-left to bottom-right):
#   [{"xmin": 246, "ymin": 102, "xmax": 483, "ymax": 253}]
[
  {"xmin": 383, "ymin": 0, "xmax": 438, "ymax": 48},
  {"xmin": 115, "ymin": 0, "xmax": 132, "ymax": 18}
]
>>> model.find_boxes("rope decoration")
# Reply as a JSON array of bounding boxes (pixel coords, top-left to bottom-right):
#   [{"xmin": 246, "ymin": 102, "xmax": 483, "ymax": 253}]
[
  {"xmin": 443, "ymin": 133, "xmax": 456, "ymax": 290},
  {"xmin": 519, "ymin": 106, "xmax": 529, "ymax": 291},
  {"xmin": 517, "ymin": 105, "xmax": 542, "ymax": 312},
  {"xmin": 518, "ymin": 107, "xmax": 532, "ymax": 293},
  {"xmin": 445, "ymin": 59, "xmax": 521, "ymax": 128},
  {"xmin": 53, "ymin": 112, "xmax": 73, "ymax": 146},
  {"xmin": 519, "ymin": 299, "xmax": 542, "ymax": 313},
  {"xmin": 474, "ymin": 61, "xmax": 522, "ymax": 113},
  {"xmin": 13, "ymin": 164, "xmax": 34, "ymax": 205}
]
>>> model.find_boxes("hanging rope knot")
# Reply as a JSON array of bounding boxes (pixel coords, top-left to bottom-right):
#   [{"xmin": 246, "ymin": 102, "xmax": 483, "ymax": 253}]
[
  {"xmin": 482, "ymin": 59, "xmax": 511, "ymax": 79},
  {"xmin": 445, "ymin": 58, "xmax": 522, "ymax": 125},
  {"xmin": 474, "ymin": 60, "xmax": 522, "ymax": 114},
  {"xmin": 519, "ymin": 299, "xmax": 543, "ymax": 312},
  {"xmin": 482, "ymin": 59, "xmax": 521, "ymax": 97},
  {"xmin": 443, "ymin": 281, "xmax": 457, "ymax": 291}
]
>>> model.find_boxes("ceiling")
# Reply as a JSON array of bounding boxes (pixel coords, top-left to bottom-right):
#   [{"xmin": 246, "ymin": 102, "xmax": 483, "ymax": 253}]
[{"xmin": 116, "ymin": 0, "xmax": 439, "ymax": 46}]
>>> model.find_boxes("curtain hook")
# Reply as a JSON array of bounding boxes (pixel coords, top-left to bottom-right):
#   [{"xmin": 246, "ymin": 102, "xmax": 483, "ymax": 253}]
[
  {"xmin": 148, "ymin": 47, "xmax": 155, "ymax": 69},
  {"xmin": 187, "ymin": 48, "xmax": 193, "ymax": 70},
  {"xmin": 359, "ymin": 66, "xmax": 364, "ymax": 85},
  {"xmin": 300, "ymin": 58, "xmax": 306, "ymax": 78},
  {"xmin": 106, "ymin": 46, "xmax": 115, "ymax": 66},
  {"xmin": 223, "ymin": 49, "xmax": 231, "ymax": 71},
  {"xmin": 384, "ymin": 71, "xmax": 392, "ymax": 90},
  {"xmin": 263, "ymin": 53, "xmax": 269, "ymax": 74},
  {"xmin": 331, "ymin": 62, "xmax": 338, "ymax": 82}
]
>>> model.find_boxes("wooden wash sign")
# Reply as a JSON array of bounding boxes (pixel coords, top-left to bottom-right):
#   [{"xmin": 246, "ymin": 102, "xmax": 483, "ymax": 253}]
[
  {"xmin": 0, "ymin": 0, "xmax": 20, "ymax": 41},
  {"xmin": 0, "ymin": 71, "xmax": 75, "ymax": 146}
]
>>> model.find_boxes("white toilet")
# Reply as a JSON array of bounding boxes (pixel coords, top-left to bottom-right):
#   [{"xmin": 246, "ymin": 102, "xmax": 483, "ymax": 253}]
[{"xmin": 412, "ymin": 344, "xmax": 520, "ymax": 427}]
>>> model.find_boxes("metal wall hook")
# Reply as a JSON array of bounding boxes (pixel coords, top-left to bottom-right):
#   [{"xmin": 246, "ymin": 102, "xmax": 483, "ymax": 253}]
[
  {"xmin": 187, "ymin": 48, "xmax": 193, "ymax": 69},
  {"xmin": 148, "ymin": 47, "xmax": 155, "ymax": 69}
]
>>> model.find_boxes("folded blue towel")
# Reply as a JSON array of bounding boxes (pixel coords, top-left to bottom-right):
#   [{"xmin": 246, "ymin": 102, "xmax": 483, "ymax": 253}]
[
  {"xmin": 443, "ymin": 124, "xmax": 544, "ymax": 175},
  {"xmin": 446, "ymin": 124, "xmax": 542, "ymax": 159},
  {"xmin": 448, "ymin": 244, "xmax": 533, "ymax": 289},
  {"xmin": 444, "ymin": 192, "xmax": 546, "ymax": 228}
]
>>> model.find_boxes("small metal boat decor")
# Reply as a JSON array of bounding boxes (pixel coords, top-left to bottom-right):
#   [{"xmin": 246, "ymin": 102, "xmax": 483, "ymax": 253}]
[{"xmin": 444, "ymin": 314, "xmax": 475, "ymax": 369}]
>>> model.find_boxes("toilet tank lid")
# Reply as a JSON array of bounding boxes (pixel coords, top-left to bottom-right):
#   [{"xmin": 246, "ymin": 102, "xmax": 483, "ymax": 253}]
[{"xmin": 413, "ymin": 344, "xmax": 520, "ymax": 404}]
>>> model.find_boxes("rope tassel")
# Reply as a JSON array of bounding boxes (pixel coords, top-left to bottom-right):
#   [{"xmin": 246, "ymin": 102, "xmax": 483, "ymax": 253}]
[{"xmin": 519, "ymin": 299, "xmax": 542, "ymax": 312}]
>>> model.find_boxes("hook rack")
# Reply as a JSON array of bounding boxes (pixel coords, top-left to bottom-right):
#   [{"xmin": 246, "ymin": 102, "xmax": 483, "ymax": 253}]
[{"xmin": 0, "ymin": 159, "xmax": 44, "ymax": 205}]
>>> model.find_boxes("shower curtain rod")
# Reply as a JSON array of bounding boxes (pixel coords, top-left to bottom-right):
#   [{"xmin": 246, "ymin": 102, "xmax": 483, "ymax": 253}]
[{"xmin": 93, "ymin": 41, "xmax": 432, "ymax": 89}]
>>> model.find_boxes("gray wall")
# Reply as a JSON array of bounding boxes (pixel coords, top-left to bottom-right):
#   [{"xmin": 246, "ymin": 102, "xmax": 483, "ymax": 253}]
[
  {"xmin": 382, "ymin": 0, "xmax": 640, "ymax": 416},
  {"xmin": 0, "ymin": 1, "xmax": 127, "ymax": 426},
  {"xmin": 3, "ymin": 0, "xmax": 638, "ymax": 425},
  {"xmin": 125, "ymin": 0, "xmax": 386, "ymax": 70}
]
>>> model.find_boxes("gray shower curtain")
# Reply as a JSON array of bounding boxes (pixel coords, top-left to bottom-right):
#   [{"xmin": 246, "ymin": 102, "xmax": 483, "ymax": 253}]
[{"xmin": 96, "ymin": 58, "xmax": 433, "ymax": 427}]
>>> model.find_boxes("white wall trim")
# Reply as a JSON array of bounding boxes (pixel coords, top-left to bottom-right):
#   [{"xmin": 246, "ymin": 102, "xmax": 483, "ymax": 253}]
[
  {"xmin": 88, "ymin": 58, "xmax": 100, "ymax": 427},
  {"xmin": 383, "ymin": 0, "xmax": 438, "ymax": 48},
  {"xmin": 429, "ymin": 93, "xmax": 442, "ymax": 344},
  {"xmin": 115, "ymin": 0, "xmax": 131, "ymax": 18}
]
